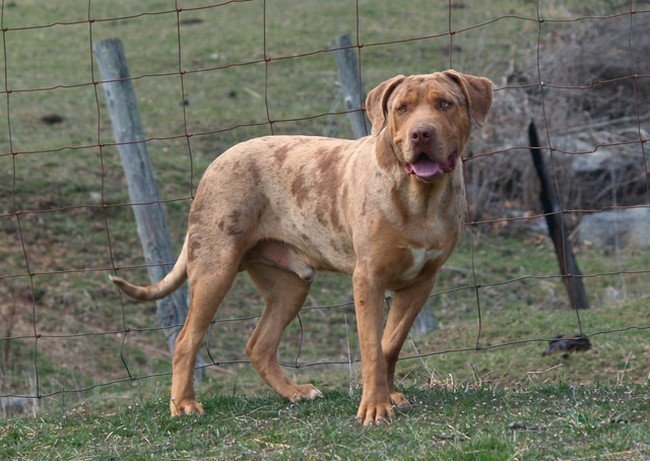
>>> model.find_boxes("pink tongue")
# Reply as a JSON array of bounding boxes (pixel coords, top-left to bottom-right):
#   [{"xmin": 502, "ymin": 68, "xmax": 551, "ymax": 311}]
[{"xmin": 407, "ymin": 157, "xmax": 443, "ymax": 177}]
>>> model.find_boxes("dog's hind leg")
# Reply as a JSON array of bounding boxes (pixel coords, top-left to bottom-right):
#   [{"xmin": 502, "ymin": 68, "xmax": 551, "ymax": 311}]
[
  {"xmin": 169, "ymin": 262, "xmax": 237, "ymax": 416},
  {"xmin": 245, "ymin": 263, "xmax": 323, "ymax": 402}
]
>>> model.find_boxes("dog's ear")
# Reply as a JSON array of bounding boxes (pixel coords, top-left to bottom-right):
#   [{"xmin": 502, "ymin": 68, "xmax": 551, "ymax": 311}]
[
  {"xmin": 365, "ymin": 75, "xmax": 406, "ymax": 136},
  {"xmin": 443, "ymin": 70, "xmax": 493, "ymax": 127}
]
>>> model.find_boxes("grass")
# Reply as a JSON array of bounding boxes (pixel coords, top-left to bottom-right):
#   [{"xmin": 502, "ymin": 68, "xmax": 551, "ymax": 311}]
[
  {"xmin": 1, "ymin": 0, "xmax": 648, "ymax": 459},
  {"xmin": 3, "ymin": 234, "xmax": 646, "ymax": 409},
  {"xmin": 1, "ymin": 384, "xmax": 648, "ymax": 459}
]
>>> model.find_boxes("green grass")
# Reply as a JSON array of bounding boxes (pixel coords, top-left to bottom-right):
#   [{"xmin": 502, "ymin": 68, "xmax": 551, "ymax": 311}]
[
  {"xmin": 1, "ymin": 384, "xmax": 648, "ymax": 460},
  {"xmin": 6, "ymin": 234, "xmax": 643, "ymax": 412}
]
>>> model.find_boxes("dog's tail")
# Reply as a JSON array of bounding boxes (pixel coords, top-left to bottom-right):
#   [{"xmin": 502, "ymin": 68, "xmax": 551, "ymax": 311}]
[{"xmin": 110, "ymin": 235, "xmax": 189, "ymax": 301}]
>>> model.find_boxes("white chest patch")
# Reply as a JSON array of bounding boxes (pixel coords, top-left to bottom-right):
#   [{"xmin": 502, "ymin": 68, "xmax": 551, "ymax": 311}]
[{"xmin": 400, "ymin": 246, "xmax": 444, "ymax": 280}]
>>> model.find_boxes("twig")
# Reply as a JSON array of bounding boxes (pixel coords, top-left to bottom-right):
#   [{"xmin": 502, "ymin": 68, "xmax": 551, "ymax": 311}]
[
  {"xmin": 344, "ymin": 313, "xmax": 355, "ymax": 395},
  {"xmin": 616, "ymin": 351, "xmax": 633, "ymax": 386},
  {"xmin": 492, "ymin": 359, "xmax": 513, "ymax": 391},
  {"xmin": 564, "ymin": 114, "xmax": 650, "ymax": 135},
  {"xmin": 242, "ymin": 86, "xmax": 262, "ymax": 99},
  {"xmin": 527, "ymin": 363, "xmax": 563, "ymax": 376}
]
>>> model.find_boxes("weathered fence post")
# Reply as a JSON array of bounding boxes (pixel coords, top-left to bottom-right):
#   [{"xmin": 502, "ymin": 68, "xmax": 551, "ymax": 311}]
[
  {"xmin": 332, "ymin": 33, "xmax": 370, "ymax": 138},
  {"xmin": 333, "ymin": 33, "xmax": 436, "ymax": 333},
  {"xmin": 529, "ymin": 120, "xmax": 590, "ymax": 309},
  {"xmin": 93, "ymin": 38, "xmax": 204, "ymax": 375}
]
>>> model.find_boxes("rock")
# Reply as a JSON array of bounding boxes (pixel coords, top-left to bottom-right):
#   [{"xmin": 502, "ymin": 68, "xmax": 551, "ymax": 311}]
[
  {"xmin": 578, "ymin": 208, "xmax": 650, "ymax": 248},
  {"xmin": 562, "ymin": 139, "xmax": 636, "ymax": 176},
  {"xmin": 0, "ymin": 397, "xmax": 36, "ymax": 417},
  {"xmin": 412, "ymin": 299, "xmax": 437, "ymax": 337},
  {"xmin": 557, "ymin": 137, "xmax": 645, "ymax": 210},
  {"xmin": 542, "ymin": 334, "xmax": 591, "ymax": 357},
  {"xmin": 604, "ymin": 286, "xmax": 623, "ymax": 304}
]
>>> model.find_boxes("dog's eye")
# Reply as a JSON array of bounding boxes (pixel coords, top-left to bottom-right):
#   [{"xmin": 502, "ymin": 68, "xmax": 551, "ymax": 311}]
[
  {"xmin": 439, "ymin": 100, "xmax": 452, "ymax": 110},
  {"xmin": 396, "ymin": 104, "xmax": 408, "ymax": 114}
]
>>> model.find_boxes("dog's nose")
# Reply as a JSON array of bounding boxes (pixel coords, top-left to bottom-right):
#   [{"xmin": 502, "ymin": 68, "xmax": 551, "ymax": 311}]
[{"xmin": 410, "ymin": 126, "xmax": 436, "ymax": 143}]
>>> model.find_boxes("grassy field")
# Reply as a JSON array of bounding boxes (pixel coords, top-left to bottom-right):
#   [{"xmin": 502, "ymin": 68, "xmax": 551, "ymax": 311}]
[
  {"xmin": 1, "ymin": 1, "xmax": 648, "ymax": 459},
  {"xmin": 2, "ymin": 384, "xmax": 648, "ymax": 460}
]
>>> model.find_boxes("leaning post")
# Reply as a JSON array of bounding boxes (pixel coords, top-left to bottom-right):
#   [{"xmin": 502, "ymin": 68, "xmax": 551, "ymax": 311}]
[
  {"xmin": 528, "ymin": 120, "xmax": 590, "ymax": 309},
  {"xmin": 93, "ymin": 38, "xmax": 205, "ymax": 376}
]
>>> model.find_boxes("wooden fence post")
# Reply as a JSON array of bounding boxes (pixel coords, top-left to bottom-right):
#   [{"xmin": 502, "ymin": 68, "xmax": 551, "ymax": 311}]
[
  {"xmin": 332, "ymin": 33, "xmax": 370, "ymax": 138},
  {"xmin": 93, "ymin": 38, "xmax": 205, "ymax": 373},
  {"xmin": 529, "ymin": 120, "xmax": 590, "ymax": 310},
  {"xmin": 333, "ymin": 33, "xmax": 437, "ymax": 333}
]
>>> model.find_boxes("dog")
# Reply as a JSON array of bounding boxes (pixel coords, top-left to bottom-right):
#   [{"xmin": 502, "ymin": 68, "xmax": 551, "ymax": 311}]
[{"xmin": 111, "ymin": 70, "xmax": 493, "ymax": 426}]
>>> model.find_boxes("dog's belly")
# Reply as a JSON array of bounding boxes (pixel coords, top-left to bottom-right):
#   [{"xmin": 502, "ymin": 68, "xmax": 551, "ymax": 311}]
[
  {"xmin": 302, "ymin": 238, "xmax": 356, "ymax": 274},
  {"xmin": 280, "ymin": 224, "xmax": 356, "ymax": 275},
  {"xmin": 242, "ymin": 233, "xmax": 355, "ymax": 279}
]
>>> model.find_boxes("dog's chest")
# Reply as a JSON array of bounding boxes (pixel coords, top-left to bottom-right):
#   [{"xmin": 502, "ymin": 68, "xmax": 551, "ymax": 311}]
[{"xmin": 399, "ymin": 246, "xmax": 444, "ymax": 280}]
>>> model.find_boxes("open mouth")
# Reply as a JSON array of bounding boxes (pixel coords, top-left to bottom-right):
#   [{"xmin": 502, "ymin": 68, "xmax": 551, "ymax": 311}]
[{"xmin": 404, "ymin": 152, "xmax": 457, "ymax": 180}]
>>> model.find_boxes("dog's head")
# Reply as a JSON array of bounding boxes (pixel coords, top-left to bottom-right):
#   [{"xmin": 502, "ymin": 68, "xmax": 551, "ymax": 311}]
[{"xmin": 365, "ymin": 71, "xmax": 493, "ymax": 182}]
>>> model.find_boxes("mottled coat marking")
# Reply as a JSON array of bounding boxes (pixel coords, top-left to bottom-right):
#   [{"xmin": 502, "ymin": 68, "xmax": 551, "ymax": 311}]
[{"xmin": 111, "ymin": 71, "xmax": 493, "ymax": 426}]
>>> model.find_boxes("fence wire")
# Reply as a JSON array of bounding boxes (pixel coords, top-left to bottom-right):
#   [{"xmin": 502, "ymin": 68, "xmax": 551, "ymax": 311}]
[{"xmin": 0, "ymin": 0, "xmax": 648, "ymax": 411}]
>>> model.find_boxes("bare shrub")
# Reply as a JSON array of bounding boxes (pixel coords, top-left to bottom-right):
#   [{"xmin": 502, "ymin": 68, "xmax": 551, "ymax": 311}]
[{"xmin": 467, "ymin": 12, "xmax": 649, "ymax": 227}]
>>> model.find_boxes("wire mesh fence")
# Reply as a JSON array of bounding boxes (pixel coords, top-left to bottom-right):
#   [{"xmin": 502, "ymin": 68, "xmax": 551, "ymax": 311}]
[{"xmin": 0, "ymin": 0, "xmax": 648, "ymax": 415}]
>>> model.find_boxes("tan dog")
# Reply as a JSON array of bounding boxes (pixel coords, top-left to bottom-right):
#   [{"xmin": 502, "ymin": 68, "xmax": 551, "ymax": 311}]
[{"xmin": 111, "ymin": 70, "xmax": 492, "ymax": 426}]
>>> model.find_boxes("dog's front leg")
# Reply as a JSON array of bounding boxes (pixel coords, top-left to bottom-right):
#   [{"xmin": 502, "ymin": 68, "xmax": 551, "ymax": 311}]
[
  {"xmin": 352, "ymin": 269, "xmax": 393, "ymax": 426},
  {"xmin": 381, "ymin": 275, "xmax": 438, "ymax": 407}
]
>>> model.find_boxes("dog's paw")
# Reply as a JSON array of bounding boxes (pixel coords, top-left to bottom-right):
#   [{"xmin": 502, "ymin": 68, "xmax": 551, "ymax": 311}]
[
  {"xmin": 389, "ymin": 391, "xmax": 411, "ymax": 407},
  {"xmin": 169, "ymin": 398, "xmax": 204, "ymax": 417},
  {"xmin": 356, "ymin": 395, "xmax": 394, "ymax": 427},
  {"xmin": 287, "ymin": 383, "xmax": 323, "ymax": 403}
]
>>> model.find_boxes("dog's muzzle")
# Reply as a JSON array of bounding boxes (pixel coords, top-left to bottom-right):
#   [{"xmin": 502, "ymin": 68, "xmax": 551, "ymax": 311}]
[{"xmin": 404, "ymin": 152, "xmax": 457, "ymax": 180}]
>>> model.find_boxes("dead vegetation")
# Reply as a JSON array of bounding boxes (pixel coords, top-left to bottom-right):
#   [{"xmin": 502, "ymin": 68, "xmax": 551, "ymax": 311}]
[{"xmin": 465, "ymin": 13, "xmax": 649, "ymax": 227}]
